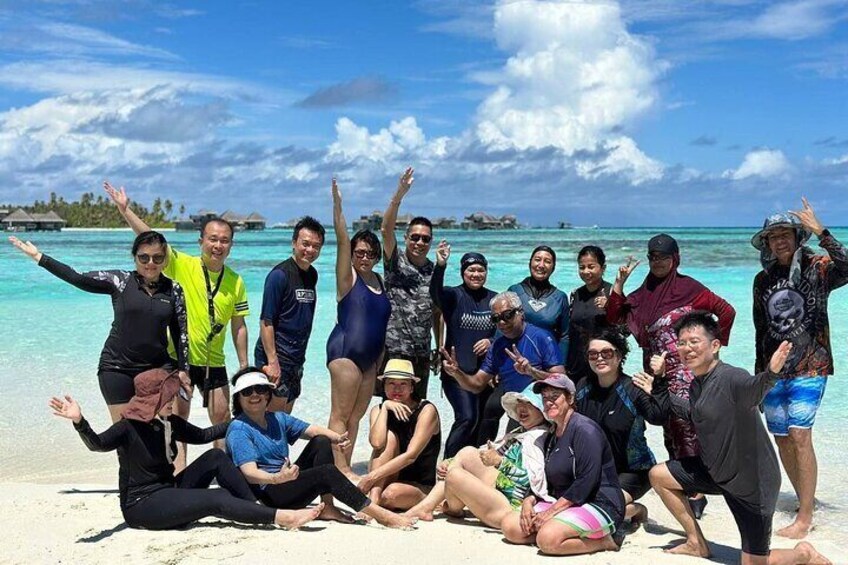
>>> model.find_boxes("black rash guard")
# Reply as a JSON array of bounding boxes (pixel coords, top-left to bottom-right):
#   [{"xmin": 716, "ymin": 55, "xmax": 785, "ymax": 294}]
[
  {"xmin": 575, "ymin": 374, "xmax": 666, "ymax": 474},
  {"xmin": 38, "ymin": 255, "xmax": 188, "ymax": 373},
  {"xmin": 73, "ymin": 415, "xmax": 227, "ymax": 509},
  {"xmin": 654, "ymin": 361, "xmax": 781, "ymax": 511}
]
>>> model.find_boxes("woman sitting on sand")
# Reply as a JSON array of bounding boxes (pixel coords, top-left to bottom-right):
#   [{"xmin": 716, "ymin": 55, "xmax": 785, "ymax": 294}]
[
  {"xmin": 403, "ymin": 383, "xmax": 553, "ymax": 524},
  {"xmin": 50, "ymin": 368, "xmax": 321, "ymax": 530},
  {"xmin": 502, "ymin": 375, "xmax": 624, "ymax": 556},
  {"xmin": 575, "ymin": 326, "xmax": 666, "ymax": 530},
  {"xmin": 13, "ymin": 232, "xmax": 189, "ymax": 423},
  {"xmin": 225, "ymin": 367, "xmax": 415, "ymax": 529},
  {"xmin": 357, "ymin": 360, "xmax": 441, "ymax": 510}
]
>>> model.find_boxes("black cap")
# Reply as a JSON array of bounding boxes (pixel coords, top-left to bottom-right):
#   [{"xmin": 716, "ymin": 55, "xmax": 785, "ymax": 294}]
[
  {"xmin": 460, "ymin": 252, "xmax": 488, "ymax": 274},
  {"xmin": 648, "ymin": 234, "xmax": 679, "ymax": 255}
]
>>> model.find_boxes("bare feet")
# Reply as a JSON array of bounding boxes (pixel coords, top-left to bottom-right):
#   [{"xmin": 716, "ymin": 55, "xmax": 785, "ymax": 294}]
[
  {"xmin": 777, "ymin": 519, "xmax": 812, "ymax": 539},
  {"xmin": 276, "ymin": 502, "xmax": 324, "ymax": 530},
  {"xmin": 402, "ymin": 507, "xmax": 434, "ymax": 522},
  {"xmin": 353, "ymin": 511, "xmax": 373, "ymax": 523},
  {"xmin": 441, "ymin": 503, "xmax": 466, "ymax": 518},
  {"xmin": 318, "ymin": 504, "xmax": 355, "ymax": 523},
  {"xmin": 796, "ymin": 541, "xmax": 832, "ymax": 565},
  {"xmin": 665, "ymin": 539, "xmax": 711, "ymax": 558},
  {"xmin": 369, "ymin": 506, "xmax": 418, "ymax": 529},
  {"xmin": 601, "ymin": 534, "xmax": 621, "ymax": 552}
]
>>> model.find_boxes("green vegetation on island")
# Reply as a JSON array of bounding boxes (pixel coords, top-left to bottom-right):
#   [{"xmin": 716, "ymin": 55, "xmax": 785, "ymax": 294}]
[{"xmin": 2, "ymin": 192, "xmax": 184, "ymax": 228}]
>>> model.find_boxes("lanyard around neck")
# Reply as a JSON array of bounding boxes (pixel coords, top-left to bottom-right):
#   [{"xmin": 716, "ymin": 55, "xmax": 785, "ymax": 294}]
[{"xmin": 202, "ymin": 265, "xmax": 225, "ymax": 336}]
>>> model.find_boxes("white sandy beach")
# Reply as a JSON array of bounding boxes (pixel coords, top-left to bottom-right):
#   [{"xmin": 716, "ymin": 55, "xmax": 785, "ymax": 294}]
[{"xmin": 1, "ymin": 479, "xmax": 842, "ymax": 565}]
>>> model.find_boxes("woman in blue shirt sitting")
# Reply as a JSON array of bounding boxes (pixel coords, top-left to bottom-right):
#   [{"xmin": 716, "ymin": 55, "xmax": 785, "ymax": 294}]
[{"xmin": 226, "ymin": 367, "xmax": 415, "ymax": 528}]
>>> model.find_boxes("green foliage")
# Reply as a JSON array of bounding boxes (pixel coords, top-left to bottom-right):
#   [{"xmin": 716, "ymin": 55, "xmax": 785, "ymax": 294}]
[{"xmin": 2, "ymin": 192, "xmax": 182, "ymax": 228}]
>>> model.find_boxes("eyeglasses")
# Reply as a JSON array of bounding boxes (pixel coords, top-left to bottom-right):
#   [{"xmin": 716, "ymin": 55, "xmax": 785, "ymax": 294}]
[
  {"xmin": 353, "ymin": 249, "xmax": 378, "ymax": 260},
  {"xmin": 647, "ymin": 253, "xmax": 672, "ymax": 262},
  {"xmin": 408, "ymin": 234, "xmax": 432, "ymax": 244},
  {"xmin": 490, "ymin": 307, "xmax": 521, "ymax": 324},
  {"xmin": 136, "ymin": 253, "xmax": 166, "ymax": 264},
  {"xmin": 238, "ymin": 385, "xmax": 271, "ymax": 398},
  {"xmin": 587, "ymin": 348, "xmax": 617, "ymax": 361},
  {"xmin": 677, "ymin": 339, "xmax": 706, "ymax": 349},
  {"xmin": 541, "ymin": 390, "xmax": 565, "ymax": 402}
]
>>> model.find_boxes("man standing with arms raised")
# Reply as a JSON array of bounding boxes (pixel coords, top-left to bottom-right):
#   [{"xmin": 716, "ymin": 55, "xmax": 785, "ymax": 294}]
[
  {"xmin": 255, "ymin": 216, "xmax": 325, "ymax": 413},
  {"xmin": 751, "ymin": 198, "xmax": 848, "ymax": 539},
  {"xmin": 380, "ymin": 167, "xmax": 440, "ymax": 399},
  {"xmin": 105, "ymin": 182, "xmax": 250, "ymax": 471}
]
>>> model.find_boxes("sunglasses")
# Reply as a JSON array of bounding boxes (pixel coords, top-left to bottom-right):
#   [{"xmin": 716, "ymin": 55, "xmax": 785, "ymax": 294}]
[
  {"xmin": 136, "ymin": 253, "xmax": 166, "ymax": 265},
  {"xmin": 238, "ymin": 385, "xmax": 271, "ymax": 398},
  {"xmin": 587, "ymin": 348, "xmax": 617, "ymax": 361},
  {"xmin": 178, "ymin": 388, "xmax": 190, "ymax": 402},
  {"xmin": 490, "ymin": 307, "xmax": 521, "ymax": 324},
  {"xmin": 353, "ymin": 249, "xmax": 378, "ymax": 260},
  {"xmin": 647, "ymin": 253, "xmax": 672, "ymax": 262},
  {"xmin": 408, "ymin": 234, "xmax": 432, "ymax": 244}
]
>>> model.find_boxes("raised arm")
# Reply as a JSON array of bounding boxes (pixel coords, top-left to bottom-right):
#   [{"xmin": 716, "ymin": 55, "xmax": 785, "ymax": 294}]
[
  {"xmin": 736, "ymin": 341, "xmax": 791, "ymax": 408},
  {"xmin": 790, "ymin": 197, "xmax": 848, "ymax": 290},
  {"xmin": 103, "ymin": 181, "xmax": 153, "ymax": 235},
  {"xmin": 429, "ymin": 240, "xmax": 457, "ymax": 312},
  {"xmin": 332, "ymin": 178, "xmax": 354, "ymax": 299},
  {"xmin": 10, "ymin": 236, "xmax": 119, "ymax": 295},
  {"xmin": 607, "ymin": 256, "xmax": 639, "ymax": 324},
  {"xmin": 381, "ymin": 167, "xmax": 414, "ymax": 262},
  {"xmin": 50, "ymin": 395, "xmax": 127, "ymax": 452},
  {"xmin": 692, "ymin": 290, "xmax": 736, "ymax": 345}
]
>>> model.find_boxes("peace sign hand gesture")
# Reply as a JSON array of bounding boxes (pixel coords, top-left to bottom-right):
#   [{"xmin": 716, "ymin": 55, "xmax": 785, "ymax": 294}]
[
  {"xmin": 436, "ymin": 239, "xmax": 451, "ymax": 266},
  {"xmin": 9, "ymin": 236, "xmax": 42, "ymax": 262},
  {"xmin": 440, "ymin": 346, "xmax": 461, "ymax": 378},
  {"xmin": 616, "ymin": 255, "xmax": 640, "ymax": 285},
  {"xmin": 789, "ymin": 196, "xmax": 824, "ymax": 236},
  {"xmin": 505, "ymin": 345, "xmax": 533, "ymax": 377}
]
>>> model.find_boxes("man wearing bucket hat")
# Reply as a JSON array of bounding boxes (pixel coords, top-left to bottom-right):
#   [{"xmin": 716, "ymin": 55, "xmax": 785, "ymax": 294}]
[
  {"xmin": 752, "ymin": 197, "xmax": 848, "ymax": 539},
  {"xmin": 361, "ymin": 359, "xmax": 441, "ymax": 510}
]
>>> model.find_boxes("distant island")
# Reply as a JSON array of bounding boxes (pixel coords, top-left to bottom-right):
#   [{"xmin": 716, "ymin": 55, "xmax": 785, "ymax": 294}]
[{"xmin": 1, "ymin": 191, "xmax": 178, "ymax": 231}]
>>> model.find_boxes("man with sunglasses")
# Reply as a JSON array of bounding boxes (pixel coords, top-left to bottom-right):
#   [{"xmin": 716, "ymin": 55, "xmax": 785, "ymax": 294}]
[
  {"xmin": 751, "ymin": 198, "xmax": 848, "ymax": 540},
  {"xmin": 441, "ymin": 291, "xmax": 565, "ymax": 442},
  {"xmin": 379, "ymin": 167, "xmax": 440, "ymax": 399},
  {"xmin": 105, "ymin": 182, "xmax": 250, "ymax": 471}
]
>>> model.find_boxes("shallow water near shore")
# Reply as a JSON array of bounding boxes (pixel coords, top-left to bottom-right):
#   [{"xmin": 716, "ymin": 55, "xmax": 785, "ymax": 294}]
[{"xmin": 1, "ymin": 227, "xmax": 846, "ymax": 542}]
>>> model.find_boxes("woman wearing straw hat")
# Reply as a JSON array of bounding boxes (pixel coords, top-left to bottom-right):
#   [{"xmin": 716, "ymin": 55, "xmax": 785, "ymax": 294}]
[
  {"xmin": 359, "ymin": 359, "xmax": 441, "ymax": 510},
  {"xmin": 49, "ymin": 368, "xmax": 322, "ymax": 530},
  {"xmin": 403, "ymin": 383, "xmax": 554, "ymax": 525},
  {"xmin": 226, "ymin": 367, "xmax": 415, "ymax": 529}
]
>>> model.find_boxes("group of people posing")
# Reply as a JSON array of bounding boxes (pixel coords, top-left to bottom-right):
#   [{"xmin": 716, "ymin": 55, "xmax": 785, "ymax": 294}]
[{"xmin": 13, "ymin": 171, "xmax": 841, "ymax": 564}]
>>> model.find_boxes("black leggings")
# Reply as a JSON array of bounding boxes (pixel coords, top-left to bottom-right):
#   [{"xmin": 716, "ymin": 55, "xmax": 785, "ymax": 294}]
[
  {"xmin": 122, "ymin": 449, "xmax": 277, "ymax": 530},
  {"xmin": 477, "ymin": 384, "xmax": 519, "ymax": 443},
  {"xmin": 259, "ymin": 436, "xmax": 370, "ymax": 512}
]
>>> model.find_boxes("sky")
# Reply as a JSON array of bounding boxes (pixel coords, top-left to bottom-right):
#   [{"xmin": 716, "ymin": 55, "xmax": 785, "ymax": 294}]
[{"xmin": 0, "ymin": 0, "xmax": 846, "ymax": 227}]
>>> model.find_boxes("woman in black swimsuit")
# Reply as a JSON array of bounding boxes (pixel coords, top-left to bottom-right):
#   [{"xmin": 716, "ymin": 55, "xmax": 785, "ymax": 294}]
[{"xmin": 360, "ymin": 359, "xmax": 441, "ymax": 510}]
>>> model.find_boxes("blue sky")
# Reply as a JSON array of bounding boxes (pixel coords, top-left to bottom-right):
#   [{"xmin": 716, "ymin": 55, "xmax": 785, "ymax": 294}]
[{"xmin": 0, "ymin": 0, "xmax": 846, "ymax": 226}]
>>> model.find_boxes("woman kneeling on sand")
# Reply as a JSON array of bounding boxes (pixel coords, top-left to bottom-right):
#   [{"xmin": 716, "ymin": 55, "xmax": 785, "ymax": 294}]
[
  {"xmin": 501, "ymin": 374, "xmax": 624, "ymax": 556},
  {"xmin": 404, "ymin": 383, "xmax": 553, "ymax": 524},
  {"xmin": 225, "ymin": 368, "xmax": 415, "ymax": 529},
  {"xmin": 357, "ymin": 359, "xmax": 441, "ymax": 510},
  {"xmin": 50, "ymin": 368, "xmax": 321, "ymax": 530}
]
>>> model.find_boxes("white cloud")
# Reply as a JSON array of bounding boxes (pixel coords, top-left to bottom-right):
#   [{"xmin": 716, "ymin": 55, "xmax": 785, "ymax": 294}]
[
  {"xmin": 724, "ymin": 149, "xmax": 792, "ymax": 180},
  {"xmin": 746, "ymin": 0, "xmax": 845, "ymax": 40},
  {"xmin": 330, "ymin": 0, "xmax": 667, "ymax": 185}
]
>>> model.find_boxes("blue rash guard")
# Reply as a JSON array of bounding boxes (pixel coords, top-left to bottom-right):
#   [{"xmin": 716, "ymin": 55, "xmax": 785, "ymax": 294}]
[
  {"xmin": 254, "ymin": 258, "xmax": 317, "ymax": 368},
  {"xmin": 480, "ymin": 323, "xmax": 563, "ymax": 393},
  {"xmin": 509, "ymin": 280, "xmax": 570, "ymax": 361}
]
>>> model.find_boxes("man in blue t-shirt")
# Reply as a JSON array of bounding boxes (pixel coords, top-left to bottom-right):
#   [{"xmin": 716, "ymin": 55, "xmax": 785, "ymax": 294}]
[
  {"xmin": 255, "ymin": 216, "xmax": 325, "ymax": 413},
  {"xmin": 441, "ymin": 290, "xmax": 565, "ymax": 441}
]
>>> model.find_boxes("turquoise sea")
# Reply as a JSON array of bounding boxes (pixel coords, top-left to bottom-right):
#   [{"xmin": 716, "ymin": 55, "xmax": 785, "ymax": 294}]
[{"xmin": 1, "ymin": 227, "xmax": 846, "ymax": 538}]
